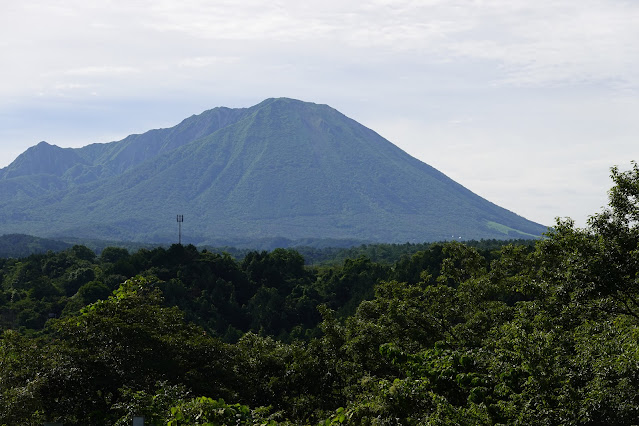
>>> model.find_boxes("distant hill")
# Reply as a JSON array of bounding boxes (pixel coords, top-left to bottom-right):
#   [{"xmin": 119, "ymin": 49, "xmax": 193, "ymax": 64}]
[
  {"xmin": 0, "ymin": 234, "xmax": 72, "ymax": 258},
  {"xmin": 0, "ymin": 98, "xmax": 547, "ymax": 244}
]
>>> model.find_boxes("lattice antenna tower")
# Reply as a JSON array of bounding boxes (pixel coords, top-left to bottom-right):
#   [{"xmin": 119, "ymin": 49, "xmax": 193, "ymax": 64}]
[{"xmin": 177, "ymin": 215, "xmax": 184, "ymax": 245}]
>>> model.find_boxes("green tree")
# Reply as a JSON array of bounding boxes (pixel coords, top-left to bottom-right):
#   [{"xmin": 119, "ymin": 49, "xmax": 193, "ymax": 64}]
[{"xmin": 40, "ymin": 276, "xmax": 235, "ymax": 423}]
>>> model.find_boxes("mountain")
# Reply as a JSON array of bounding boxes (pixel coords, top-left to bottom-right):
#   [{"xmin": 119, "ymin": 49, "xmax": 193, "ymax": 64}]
[
  {"xmin": 0, "ymin": 98, "xmax": 547, "ymax": 245},
  {"xmin": 0, "ymin": 234, "xmax": 72, "ymax": 258}
]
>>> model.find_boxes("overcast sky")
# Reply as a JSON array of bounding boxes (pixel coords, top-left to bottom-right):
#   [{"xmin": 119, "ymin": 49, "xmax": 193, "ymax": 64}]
[{"xmin": 2, "ymin": 0, "xmax": 638, "ymax": 228}]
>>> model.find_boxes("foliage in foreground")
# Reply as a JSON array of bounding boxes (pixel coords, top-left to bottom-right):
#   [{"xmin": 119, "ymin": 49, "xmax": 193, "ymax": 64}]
[{"xmin": 2, "ymin": 163, "xmax": 639, "ymax": 424}]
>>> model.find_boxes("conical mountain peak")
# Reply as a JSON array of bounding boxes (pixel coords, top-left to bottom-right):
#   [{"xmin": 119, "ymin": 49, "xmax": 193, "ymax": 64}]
[{"xmin": 0, "ymin": 98, "xmax": 547, "ymax": 244}]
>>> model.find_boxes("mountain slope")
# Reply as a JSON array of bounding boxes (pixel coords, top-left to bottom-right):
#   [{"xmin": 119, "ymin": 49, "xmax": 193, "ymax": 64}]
[
  {"xmin": 1, "ymin": 141, "xmax": 89, "ymax": 180},
  {"xmin": 0, "ymin": 234, "xmax": 71, "ymax": 258},
  {"xmin": 0, "ymin": 98, "xmax": 547, "ymax": 244}
]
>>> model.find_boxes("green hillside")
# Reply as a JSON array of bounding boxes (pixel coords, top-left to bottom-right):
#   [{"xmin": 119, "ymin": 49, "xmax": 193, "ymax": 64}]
[
  {"xmin": 0, "ymin": 98, "xmax": 547, "ymax": 244},
  {"xmin": 0, "ymin": 234, "xmax": 71, "ymax": 258}
]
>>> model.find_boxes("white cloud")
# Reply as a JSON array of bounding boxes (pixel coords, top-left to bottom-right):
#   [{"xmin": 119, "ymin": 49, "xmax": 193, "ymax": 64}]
[
  {"xmin": 178, "ymin": 56, "xmax": 239, "ymax": 68},
  {"xmin": 64, "ymin": 66, "xmax": 141, "ymax": 76},
  {"xmin": 3, "ymin": 0, "xmax": 638, "ymax": 97},
  {"xmin": 52, "ymin": 83, "xmax": 94, "ymax": 90}
]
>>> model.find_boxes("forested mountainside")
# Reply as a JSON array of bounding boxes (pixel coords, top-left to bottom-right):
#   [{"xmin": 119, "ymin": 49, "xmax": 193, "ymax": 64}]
[
  {"xmin": 0, "ymin": 234, "xmax": 72, "ymax": 258},
  {"xmin": 0, "ymin": 98, "xmax": 546, "ymax": 244},
  {"xmin": 1, "ymin": 164, "xmax": 639, "ymax": 424}
]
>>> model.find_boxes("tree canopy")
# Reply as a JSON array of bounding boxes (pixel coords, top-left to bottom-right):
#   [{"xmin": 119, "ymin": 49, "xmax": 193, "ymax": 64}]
[{"xmin": 1, "ymin": 163, "xmax": 639, "ymax": 424}]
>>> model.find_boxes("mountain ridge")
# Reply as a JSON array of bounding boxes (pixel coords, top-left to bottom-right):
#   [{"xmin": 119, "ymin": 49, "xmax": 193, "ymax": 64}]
[{"xmin": 0, "ymin": 98, "xmax": 547, "ymax": 244}]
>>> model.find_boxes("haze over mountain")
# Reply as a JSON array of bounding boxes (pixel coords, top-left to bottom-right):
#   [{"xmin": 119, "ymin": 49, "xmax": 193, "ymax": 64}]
[{"xmin": 0, "ymin": 98, "xmax": 547, "ymax": 245}]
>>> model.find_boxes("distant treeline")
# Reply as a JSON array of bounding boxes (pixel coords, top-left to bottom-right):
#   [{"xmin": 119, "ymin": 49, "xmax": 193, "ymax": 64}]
[
  {"xmin": 0, "ymin": 234, "xmax": 72, "ymax": 258},
  {"xmin": 0, "ymin": 231, "xmax": 535, "ymax": 265},
  {"xmin": 0, "ymin": 238, "xmax": 531, "ymax": 340}
]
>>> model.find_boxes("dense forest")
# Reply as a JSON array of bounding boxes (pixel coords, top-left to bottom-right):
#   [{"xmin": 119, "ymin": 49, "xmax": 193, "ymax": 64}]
[{"xmin": 2, "ymin": 163, "xmax": 639, "ymax": 424}]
